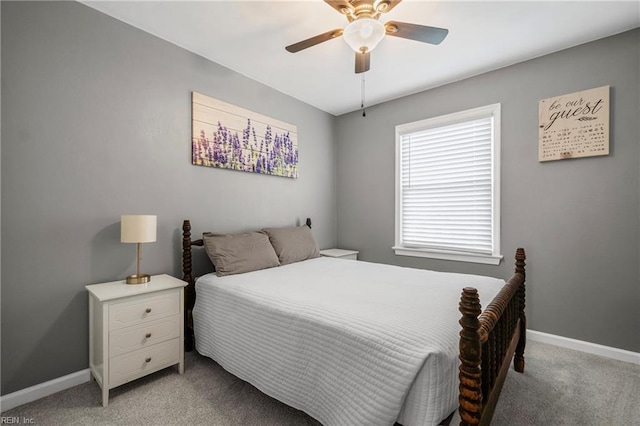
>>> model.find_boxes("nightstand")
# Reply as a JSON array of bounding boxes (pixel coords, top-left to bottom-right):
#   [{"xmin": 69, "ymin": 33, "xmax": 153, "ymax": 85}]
[
  {"xmin": 86, "ymin": 274, "xmax": 187, "ymax": 407},
  {"xmin": 320, "ymin": 248, "xmax": 359, "ymax": 260}
]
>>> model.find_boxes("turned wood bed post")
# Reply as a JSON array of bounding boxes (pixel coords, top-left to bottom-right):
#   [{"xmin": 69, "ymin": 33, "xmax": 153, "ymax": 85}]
[
  {"xmin": 182, "ymin": 220, "xmax": 196, "ymax": 351},
  {"xmin": 514, "ymin": 248, "xmax": 526, "ymax": 373},
  {"xmin": 182, "ymin": 220, "xmax": 193, "ymax": 285},
  {"xmin": 459, "ymin": 288, "xmax": 483, "ymax": 425}
]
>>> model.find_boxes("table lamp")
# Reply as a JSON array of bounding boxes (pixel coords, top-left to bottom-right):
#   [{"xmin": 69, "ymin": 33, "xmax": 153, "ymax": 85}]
[{"xmin": 121, "ymin": 214, "xmax": 157, "ymax": 284}]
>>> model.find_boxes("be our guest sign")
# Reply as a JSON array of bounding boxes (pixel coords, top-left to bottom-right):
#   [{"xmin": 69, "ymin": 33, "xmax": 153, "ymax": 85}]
[{"xmin": 538, "ymin": 86, "xmax": 609, "ymax": 162}]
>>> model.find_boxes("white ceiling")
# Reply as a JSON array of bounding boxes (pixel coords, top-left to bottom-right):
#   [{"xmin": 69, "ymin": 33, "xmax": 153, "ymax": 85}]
[{"xmin": 83, "ymin": 1, "xmax": 639, "ymax": 116}]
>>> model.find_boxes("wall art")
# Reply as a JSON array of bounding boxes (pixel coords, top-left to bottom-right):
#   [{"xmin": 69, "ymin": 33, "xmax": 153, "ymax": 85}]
[
  {"xmin": 538, "ymin": 85, "xmax": 609, "ymax": 162},
  {"xmin": 192, "ymin": 91, "xmax": 299, "ymax": 178}
]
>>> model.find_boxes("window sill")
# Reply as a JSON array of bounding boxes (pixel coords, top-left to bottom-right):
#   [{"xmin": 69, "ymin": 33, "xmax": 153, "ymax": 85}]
[{"xmin": 392, "ymin": 246, "xmax": 503, "ymax": 265}]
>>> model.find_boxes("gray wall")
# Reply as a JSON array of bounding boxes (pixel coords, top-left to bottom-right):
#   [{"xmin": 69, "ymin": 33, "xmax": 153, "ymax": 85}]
[
  {"xmin": 1, "ymin": 2, "xmax": 337, "ymax": 395},
  {"xmin": 336, "ymin": 29, "xmax": 640, "ymax": 353}
]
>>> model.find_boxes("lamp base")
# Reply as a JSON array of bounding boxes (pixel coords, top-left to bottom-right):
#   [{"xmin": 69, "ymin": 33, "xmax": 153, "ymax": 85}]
[{"xmin": 126, "ymin": 274, "xmax": 151, "ymax": 285}]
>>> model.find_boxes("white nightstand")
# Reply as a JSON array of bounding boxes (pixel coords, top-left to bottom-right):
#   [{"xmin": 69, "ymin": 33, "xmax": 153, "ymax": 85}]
[
  {"xmin": 320, "ymin": 248, "xmax": 359, "ymax": 260},
  {"xmin": 86, "ymin": 274, "xmax": 187, "ymax": 407}
]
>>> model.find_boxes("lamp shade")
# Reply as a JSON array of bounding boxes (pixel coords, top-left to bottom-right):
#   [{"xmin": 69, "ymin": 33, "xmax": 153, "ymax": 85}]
[
  {"xmin": 343, "ymin": 18, "xmax": 386, "ymax": 53},
  {"xmin": 121, "ymin": 215, "xmax": 157, "ymax": 243}
]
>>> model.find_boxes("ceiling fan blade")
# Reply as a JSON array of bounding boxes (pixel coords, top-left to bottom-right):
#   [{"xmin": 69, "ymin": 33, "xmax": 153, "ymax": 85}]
[
  {"xmin": 355, "ymin": 50, "xmax": 370, "ymax": 74},
  {"xmin": 324, "ymin": 0, "xmax": 355, "ymax": 15},
  {"xmin": 385, "ymin": 21, "xmax": 448, "ymax": 45},
  {"xmin": 285, "ymin": 29, "xmax": 344, "ymax": 53},
  {"xmin": 375, "ymin": 0, "xmax": 403, "ymax": 14}
]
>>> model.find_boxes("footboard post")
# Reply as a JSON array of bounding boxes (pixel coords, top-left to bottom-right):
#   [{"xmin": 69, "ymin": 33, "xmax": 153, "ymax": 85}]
[
  {"xmin": 182, "ymin": 220, "xmax": 195, "ymax": 352},
  {"xmin": 459, "ymin": 287, "xmax": 483, "ymax": 425},
  {"xmin": 514, "ymin": 248, "xmax": 526, "ymax": 373}
]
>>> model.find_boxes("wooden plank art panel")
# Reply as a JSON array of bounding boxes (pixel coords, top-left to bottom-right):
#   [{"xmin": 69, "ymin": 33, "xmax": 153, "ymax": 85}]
[
  {"xmin": 538, "ymin": 86, "xmax": 609, "ymax": 162},
  {"xmin": 192, "ymin": 92, "xmax": 299, "ymax": 178}
]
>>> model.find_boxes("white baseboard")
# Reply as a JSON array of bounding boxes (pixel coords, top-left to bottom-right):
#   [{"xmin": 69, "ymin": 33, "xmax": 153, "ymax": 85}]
[
  {"xmin": 0, "ymin": 369, "xmax": 91, "ymax": 412},
  {"xmin": 528, "ymin": 329, "xmax": 640, "ymax": 365}
]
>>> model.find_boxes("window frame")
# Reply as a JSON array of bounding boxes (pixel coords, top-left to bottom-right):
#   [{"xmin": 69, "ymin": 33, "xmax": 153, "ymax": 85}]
[{"xmin": 393, "ymin": 103, "xmax": 503, "ymax": 265}]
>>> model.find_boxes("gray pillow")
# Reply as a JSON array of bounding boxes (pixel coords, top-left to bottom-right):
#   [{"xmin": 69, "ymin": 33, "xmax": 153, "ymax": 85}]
[
  {"xmin": 203, "ymin": 232, "xmax": 280, "ymax": 277},
  {"xmin": 262, "ymin": 226, "xmax": 320, "ymax": 265}
]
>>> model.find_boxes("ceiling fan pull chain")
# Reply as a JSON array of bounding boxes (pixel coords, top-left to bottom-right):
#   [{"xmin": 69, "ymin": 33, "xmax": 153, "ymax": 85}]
[{"xmin": 361, "ymin": 73, "xmax": 366, "ymax": 117}]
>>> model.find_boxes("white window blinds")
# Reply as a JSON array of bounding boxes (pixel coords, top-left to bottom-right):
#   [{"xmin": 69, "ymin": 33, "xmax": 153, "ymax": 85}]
[{"xmin": 395, "ymin": 104, "xmax": 501, "ymax": 264}]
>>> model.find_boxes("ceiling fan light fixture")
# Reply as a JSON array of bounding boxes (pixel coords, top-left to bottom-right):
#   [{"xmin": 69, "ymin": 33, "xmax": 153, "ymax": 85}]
[
  {"xmin": 343, "ymin": 18, "xmax": 385, "ymax": 53},
  {"xmin": 286, "ymin": 1, "xmax": 449, "ymax": 75}
]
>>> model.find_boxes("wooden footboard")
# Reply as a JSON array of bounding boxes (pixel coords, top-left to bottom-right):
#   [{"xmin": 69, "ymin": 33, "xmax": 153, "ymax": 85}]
[{"xmin": 459, "ymin": 248, "xmax": 526, "ymax": 426}]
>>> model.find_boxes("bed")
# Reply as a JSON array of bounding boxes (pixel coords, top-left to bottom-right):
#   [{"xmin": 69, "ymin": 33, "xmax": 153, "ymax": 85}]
[{"xmin": 181, "ymin": 219, "xmax": 527, "ymax": 426}]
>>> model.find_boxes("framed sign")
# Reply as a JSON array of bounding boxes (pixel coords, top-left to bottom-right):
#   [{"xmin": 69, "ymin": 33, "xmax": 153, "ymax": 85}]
[{"xmin": 538, "ymin": 86, "xmax": 609, "ymax": 162}]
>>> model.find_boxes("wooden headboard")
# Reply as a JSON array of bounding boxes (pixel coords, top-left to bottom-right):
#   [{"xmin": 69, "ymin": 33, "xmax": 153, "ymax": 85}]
[{"xmin": 181, "ymin": 218, "xmax": 312, "ymax": 350}]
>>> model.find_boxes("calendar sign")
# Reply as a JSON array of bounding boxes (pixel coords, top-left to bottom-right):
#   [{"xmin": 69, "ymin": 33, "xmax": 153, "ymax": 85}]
[{"xmin": 538, "ymin": 86, "xmax": 609, "ymax": 162}]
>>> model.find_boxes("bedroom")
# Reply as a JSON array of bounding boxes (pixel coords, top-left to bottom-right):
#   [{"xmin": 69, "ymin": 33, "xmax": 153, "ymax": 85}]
[{"xmin": 1, "ymin": 0, "xmax": 639, "ymax": 424}]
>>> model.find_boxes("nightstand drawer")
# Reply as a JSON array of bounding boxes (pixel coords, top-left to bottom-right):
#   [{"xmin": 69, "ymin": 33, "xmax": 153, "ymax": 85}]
[
  {"xmin": 109, "ymin": 290, "xmax": 180, "ymax": 330},
  {"xmin": 109, "ymin": 315, "xmax": 181, "ymax": 357},
  {"xmin": 109, "ymin": 338, "xmax": 180, "ymax": 388}
]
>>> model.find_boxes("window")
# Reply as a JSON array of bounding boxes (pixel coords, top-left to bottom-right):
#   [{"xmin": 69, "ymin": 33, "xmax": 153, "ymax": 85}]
[{"xmin": 394, "ymin": 104, "xmax": 502, "ymax": 265}]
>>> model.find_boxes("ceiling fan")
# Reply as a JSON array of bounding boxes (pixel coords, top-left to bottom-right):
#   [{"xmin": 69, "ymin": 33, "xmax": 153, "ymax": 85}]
[{"xmin": 285, "ymin": 0, "xmax": 449, "ymax": 74}]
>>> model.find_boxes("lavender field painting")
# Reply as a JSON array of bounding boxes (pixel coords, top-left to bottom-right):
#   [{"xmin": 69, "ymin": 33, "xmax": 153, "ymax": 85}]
[{"xmin": 192, "ymin": 92, "xmax": 299, "ymax": 178}]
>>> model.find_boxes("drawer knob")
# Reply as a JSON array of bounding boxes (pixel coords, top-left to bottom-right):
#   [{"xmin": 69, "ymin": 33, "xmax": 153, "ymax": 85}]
[
  {"xmin": 145, "ymin": 357, "xmax": 151, "ymax": 363},
  {"xmin": 145, "ymin": 308, "xmax": 152, "ymax": 313},
  {"xmin": 145, "ymin": 333, "xmax": 152, "ymax": 339}
]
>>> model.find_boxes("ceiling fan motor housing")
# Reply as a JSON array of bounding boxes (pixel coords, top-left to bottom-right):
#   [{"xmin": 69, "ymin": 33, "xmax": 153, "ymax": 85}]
[{"xmin": 342, "ymin": 0, "xmax": 393, "ymax": 21}]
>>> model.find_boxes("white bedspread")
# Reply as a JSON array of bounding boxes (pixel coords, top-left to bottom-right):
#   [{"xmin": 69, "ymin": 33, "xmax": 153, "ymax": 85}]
[{"xmin": 193, "ymin": 257, "xmax": 504, "ymax": 426}]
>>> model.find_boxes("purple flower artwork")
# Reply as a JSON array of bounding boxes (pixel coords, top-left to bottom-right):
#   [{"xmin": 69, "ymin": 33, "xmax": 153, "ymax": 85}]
[{"xmin": 192, "ymin": 92, "xmax": 299, "ymax": 178}]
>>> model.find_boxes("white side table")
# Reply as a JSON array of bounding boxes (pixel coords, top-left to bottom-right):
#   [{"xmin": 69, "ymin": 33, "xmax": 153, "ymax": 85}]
[
  {"xmin": 86, "ymin": 274, "xmax": 187, "ymax": 407},
  {"xmin": 320, "ymin": 248, "xmax": 359, "ymax": 260}
]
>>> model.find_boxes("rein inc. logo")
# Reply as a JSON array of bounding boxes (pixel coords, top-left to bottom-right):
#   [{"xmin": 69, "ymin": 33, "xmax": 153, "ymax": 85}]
[{"xmin": 1, "ymin": 417, "xmax": 34, "ymax": 424}]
